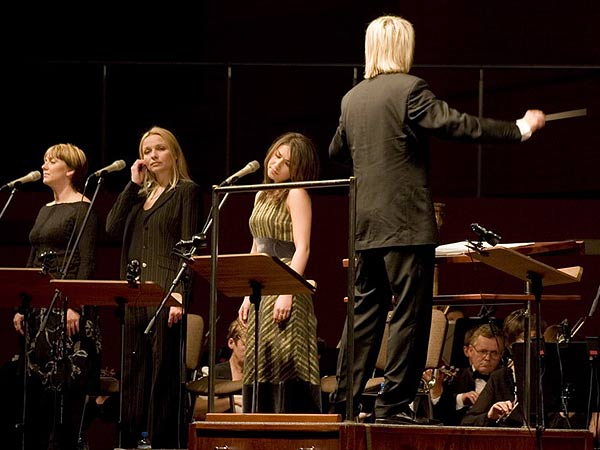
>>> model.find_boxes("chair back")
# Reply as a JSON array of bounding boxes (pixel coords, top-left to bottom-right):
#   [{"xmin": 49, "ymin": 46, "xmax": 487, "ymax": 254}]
[
  {"xmin": 374, "ymin": 311, "xmax": 393, "ymax": 371},
  {"xmin": 186, "ymin": 313, "xmax": 204, "ymax": 371},
  {"xmin": 425, "ymin": 309, "xmax": 448, "ymax": 369}
]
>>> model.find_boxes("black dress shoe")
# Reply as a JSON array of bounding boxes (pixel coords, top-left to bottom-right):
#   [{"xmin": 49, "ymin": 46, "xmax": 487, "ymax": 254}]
[
  {"xmin": 376, "ymin": 411, "xmax": 440, "ymax": 426},
  {"xmin": 376, "ymin": 409, "xmax": 418, "ymax": 425}
]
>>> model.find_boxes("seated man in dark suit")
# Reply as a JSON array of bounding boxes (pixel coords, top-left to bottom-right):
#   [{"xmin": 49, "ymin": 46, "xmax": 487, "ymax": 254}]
[
  {"xmin": 462, "ymin": 309, "xmax": 592, "ymax": 429},
  {"xmin": 428, "ymin": 324, "xmax": 504, "ymax": 425}
]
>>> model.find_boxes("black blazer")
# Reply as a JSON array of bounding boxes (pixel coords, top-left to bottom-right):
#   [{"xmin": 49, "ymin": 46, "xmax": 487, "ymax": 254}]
[
  {"xmin": 105, "ymin": 180, "xmax": 201, "ymax": 294},
  {"xmin": 433, "ymin": 367, "xmax": 477, "ymax": 426},
  {"xmin": 329, "ymin": 73, "xmax": 522, "ymax": 251},
  {"xmin": 461, "ymin": 366, "xmax": 523, "ymax": 427}
]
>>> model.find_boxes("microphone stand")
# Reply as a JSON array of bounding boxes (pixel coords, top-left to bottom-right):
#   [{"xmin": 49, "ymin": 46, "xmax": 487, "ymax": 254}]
[
  {"xmin": 141, "ymin": 190, "xmax": 229, "ymax": 446},
  {"xmin": 141, "ymin": 231, "xmax": 207, "ymax": 446},
  {"xmin": 194, "ymin": 192, "xmax": 233, "ymax": 416},
  {"xmin": 61, "ymin": 176, "xmax": 104, "ymax": 281},
  {"xmin": 144, "ymin": 193, "xmax": 230, "ymax": 337},
  {"xmin": 37, "ymin": 175, "xmax": 103, "ymax": 449},
  {"xmin": 17, "ymin": 260, "xmax": 53, "ymax": 450},
  {"xmin": 0, "ymin": 186, "xmax": 19, "ymax": 221},
  {"xmin": 143, "ymin": 245, "xmax": 201, "ymax": 336},
  {"xmin": 144, "ymin": 192, "xmax": 232, "ymax": 336},
  {"xmin": 34, "ymin": 176, "xmax": 104, "ymax": 351},
  {"xmin": 200, "ymin": 193, "xmax": 230, "ymax": 241},
  {"xmin": 569, "ymin": 283, "xmax": 600, "ymax": 340}
]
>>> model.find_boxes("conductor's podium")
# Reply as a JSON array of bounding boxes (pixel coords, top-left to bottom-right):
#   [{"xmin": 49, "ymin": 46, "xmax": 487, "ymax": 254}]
[
  {"xmin": 188, "ymin": 414, "xmax": 593, "ymax": 450},
  {"xmin": 189, "ymin": 414, "xmax": 342, "ymax": 450}
]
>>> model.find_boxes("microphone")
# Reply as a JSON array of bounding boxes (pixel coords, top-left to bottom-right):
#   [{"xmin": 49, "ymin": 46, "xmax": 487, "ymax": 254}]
[
  {"xmin": 90, "ymin": 160, "xmax": 127, "ymax": 177},
  {"xmin": 219, "ymin": 160, "xmax": 260, "ymax": 187},
  {"xmin": 470, "ymin": 223, "xmax": 502, "ymax": 246},
  {"xmin": 175, "ymin": 233, "xmax": 207, "ymax": 249},
  {"xmin": 558, "ymin": 318, "xmax": 571, "ymax": 343},
  {"xmin": 1, "ymin": 171, "xmax": 42, "ymax": 190},
  {"xmin": 126, "ymin": 259, "xmax": 140, "ymax": 287}
]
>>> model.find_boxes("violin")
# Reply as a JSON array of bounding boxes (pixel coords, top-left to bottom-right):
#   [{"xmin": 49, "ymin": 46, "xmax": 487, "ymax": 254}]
[{"xmin": 425, "ymin": 364, "xmax": 460, "ymax": 388}]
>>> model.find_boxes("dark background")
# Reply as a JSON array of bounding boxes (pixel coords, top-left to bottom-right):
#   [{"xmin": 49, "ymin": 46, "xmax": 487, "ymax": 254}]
[{"xmin": 1, "ymin": 2, "xmax": 599, "ymax": 448}]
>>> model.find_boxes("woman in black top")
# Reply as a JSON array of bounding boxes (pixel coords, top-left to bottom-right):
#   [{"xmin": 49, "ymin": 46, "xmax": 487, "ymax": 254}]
[
  {"xmin": 106, "ymin": 126, "xmax": 201, "ymax": 448},
  {"xmin": 13, "ymin": 143, "xmax": 101, "ymax": 450}
]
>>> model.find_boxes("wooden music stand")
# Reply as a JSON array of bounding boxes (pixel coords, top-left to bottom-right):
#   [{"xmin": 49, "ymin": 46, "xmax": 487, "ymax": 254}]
[
  {"xmin": 468, "ymin": 245, "xmax": 583, "ymax": 433},
  {"xmin": 0, "ymin": 267, "xmax": 54, "ymax": 308},
  {"xmin": 50, "ymin": 278, "xmax": 178, "ymax": 447},
  {"xmin": 435, "ymin": 239, "xmax": 585, "ymax": 264},
  {"xmin": 50, "ymin": 279, "xmax": 180, "ymax": 308},
  {"xmin": 190, "ymin": 253, "xmax": 316, "ymax": 298},
  {"xmin": 469, "ymin": 246, "xmax": 583, "ymax": 286},
  {"xmin": 190, "ymin": 253, "xmax": 316, "ymax": 412}
]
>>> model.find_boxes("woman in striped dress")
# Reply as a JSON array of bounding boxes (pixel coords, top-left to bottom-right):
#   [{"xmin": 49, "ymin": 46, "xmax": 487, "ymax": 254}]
[{"xmin": 238, "ymin": 132, "xmax": 321, "ymax": 413}]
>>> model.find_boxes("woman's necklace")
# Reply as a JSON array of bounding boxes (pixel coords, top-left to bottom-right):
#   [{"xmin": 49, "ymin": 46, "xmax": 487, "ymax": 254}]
[
  {"xmin": 150, "ymin": 186, "xmax": 164, "ymax": 201},
  {"xmin": 145, "ymin": 186, "xmax": 165, "ymax": 209}
]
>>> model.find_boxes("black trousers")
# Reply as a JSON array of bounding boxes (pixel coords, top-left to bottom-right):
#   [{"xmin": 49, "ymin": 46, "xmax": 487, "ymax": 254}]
[{"xmin": 331, "ymin": 245, "xmax": 435, "ymax": 418}]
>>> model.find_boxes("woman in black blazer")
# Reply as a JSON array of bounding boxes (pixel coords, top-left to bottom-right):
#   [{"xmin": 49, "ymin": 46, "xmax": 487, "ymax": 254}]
[{"xmin": 106, "ymin": 126, "xmax": 201, "ymax": 448}]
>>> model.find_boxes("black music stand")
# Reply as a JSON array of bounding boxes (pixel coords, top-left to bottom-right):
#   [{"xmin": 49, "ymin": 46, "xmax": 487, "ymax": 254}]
[
  {"xmin": 1, "ymin": 267, "xmax": 55, "ymax": 449},
  {"xmin": 512, "ymin": 341, "xmax": 591, "ymax": 426},
  {"xmin": 469, "ymin": 246, "xmax": 582, "ymax": 435},
  {"xmin": 50, "ymin": 279, "xmax": 178, "ymax": 448},
  {"xmin": 190, "ymin": 253, "xmax": 316, "ymax": 413}
]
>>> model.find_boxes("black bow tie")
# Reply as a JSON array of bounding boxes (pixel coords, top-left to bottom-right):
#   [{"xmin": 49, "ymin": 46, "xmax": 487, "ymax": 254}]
[{"xmin": 473, "ymin": 371, "xmax": 490, "ymax": 381}]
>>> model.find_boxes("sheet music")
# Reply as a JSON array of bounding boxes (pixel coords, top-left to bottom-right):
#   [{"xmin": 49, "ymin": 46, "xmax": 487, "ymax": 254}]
[{"xmin": 435, "ymin": 241, "xmax": 535, "ymax": 257}]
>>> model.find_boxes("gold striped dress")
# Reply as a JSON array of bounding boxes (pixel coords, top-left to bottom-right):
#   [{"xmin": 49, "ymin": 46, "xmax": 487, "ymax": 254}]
[{"xmin": 242, "ymin": 193, "xmax": 321, "ymax": 413}]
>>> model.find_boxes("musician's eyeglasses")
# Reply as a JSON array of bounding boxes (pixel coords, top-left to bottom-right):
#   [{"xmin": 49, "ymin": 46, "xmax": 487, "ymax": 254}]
[{"xmin": 471, "ymin": 345, "xmax": 500, "ymax": 359}]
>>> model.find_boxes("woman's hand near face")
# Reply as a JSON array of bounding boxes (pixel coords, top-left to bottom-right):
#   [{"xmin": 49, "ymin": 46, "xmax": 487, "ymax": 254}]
[{"xmin": 131, "ymin": 159, "xmax": 147, "ymax": 185}]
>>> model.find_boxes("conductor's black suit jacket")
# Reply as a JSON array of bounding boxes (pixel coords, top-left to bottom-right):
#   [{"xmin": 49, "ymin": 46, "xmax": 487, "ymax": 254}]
[{"xmin": 329, "ymin": 73, "xmax": 522, "ymax": 251}]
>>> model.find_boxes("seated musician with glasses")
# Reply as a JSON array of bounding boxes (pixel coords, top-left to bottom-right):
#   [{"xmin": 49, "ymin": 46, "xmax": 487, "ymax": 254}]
[
  {"xmin": 428, "ymin": 324, "xmax": 504, "ymax": 425},
  {"xmin": 462, "ymin": 309, "xmax": 590, "ymax": 429},
  {"xmin": 461, "ymin": 309, "xmax": 533, "ymax": 427}
]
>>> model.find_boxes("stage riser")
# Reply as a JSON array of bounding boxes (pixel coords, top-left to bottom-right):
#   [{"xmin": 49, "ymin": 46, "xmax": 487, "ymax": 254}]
[
  {"xmin": 190, "ymin": 421, "xmax": 594, "ymax": 450},
  {"xmin": 349, "ymin": 424, "xmax": 593, "ymax": 450}
]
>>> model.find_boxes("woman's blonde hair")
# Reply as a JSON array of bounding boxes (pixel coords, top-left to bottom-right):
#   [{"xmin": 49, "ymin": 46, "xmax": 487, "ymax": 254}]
[
  {"xmin": 44, "ymin": 143, "xmax": 88, "ymax": 189},
  {"xmin": 137, "ymin": 126, "xmax": 192, "ymax": 196},
  {"xmin": 364, "ymin": 15, "xmax": 415, "ymax": 79}
]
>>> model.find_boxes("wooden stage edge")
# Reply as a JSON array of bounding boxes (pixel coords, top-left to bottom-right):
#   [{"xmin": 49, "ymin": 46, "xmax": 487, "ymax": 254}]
[{"xmin": 189, "ymin": 414, "xmax": 595, "ymax": 450}]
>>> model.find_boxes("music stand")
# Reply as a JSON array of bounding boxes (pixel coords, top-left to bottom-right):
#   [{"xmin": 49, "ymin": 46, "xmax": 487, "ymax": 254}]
[
  {"xmin": 1, "ymin": 267, "xmax": 56, "ymax": 449},
  {"xmin": 50, "ymin": 279, "xmax": 180, "ymax": 308},
  {"xmin": 512, "ymin": 341, "xmax": 590, "ymax": 426},
  {"xmin": 50, "ymin": 279, "xmax": 178, "ymax": 447},
  {"xmin": 190, "ymin": 253, "xmax": 316, "ymax": 412},
  {"xmin": 0, "ymin": 267, "xmax": 54, "ymax": 308},
  {"xmin": 469, "ymin": 246, "xmax": 583, "ymax": 434}
]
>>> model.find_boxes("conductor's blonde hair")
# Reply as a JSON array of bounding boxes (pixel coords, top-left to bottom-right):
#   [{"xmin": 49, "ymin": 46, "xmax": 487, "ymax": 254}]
[{"xmin": 364, "ymin": 15, "xmax": 415, "ymax": 79}]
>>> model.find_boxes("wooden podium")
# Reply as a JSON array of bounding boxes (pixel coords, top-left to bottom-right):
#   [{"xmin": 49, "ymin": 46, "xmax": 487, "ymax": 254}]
[{"xmin": 190, "ymin": 253, "xmax": 316, "ymax": 413}]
